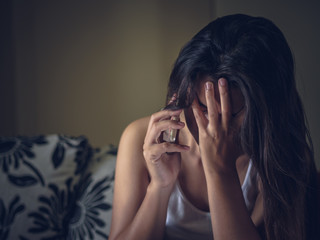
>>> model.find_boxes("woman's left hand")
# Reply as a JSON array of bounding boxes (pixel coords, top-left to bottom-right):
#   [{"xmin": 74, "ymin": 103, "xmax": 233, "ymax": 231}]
[{"xmin": 192, "ymin": 78, "xmax": 243, "ymax": 173}]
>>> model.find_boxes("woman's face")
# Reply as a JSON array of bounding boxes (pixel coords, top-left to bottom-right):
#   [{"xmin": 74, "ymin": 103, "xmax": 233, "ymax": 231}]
[{"xmin": 184, "ymin": 76, "xmax": 246, "ymax": 144}]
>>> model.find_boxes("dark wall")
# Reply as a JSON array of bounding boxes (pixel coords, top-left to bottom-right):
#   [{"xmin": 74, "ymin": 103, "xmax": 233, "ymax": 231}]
[{"xmin": 0, "ymin": 1, "xmax": 15, "ymax": 136}]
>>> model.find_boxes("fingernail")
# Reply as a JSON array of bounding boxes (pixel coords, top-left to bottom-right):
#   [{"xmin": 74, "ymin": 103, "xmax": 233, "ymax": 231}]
[
  {"xmin": 205, "ymin": 82, "xmax": 213, "ymax": 90},
  {"xmin": 219, "ymin": 78, "xmax": 226, "ymax": 86},
  {"xmin": 169, "ymin": 95, "xmax": 177, "ymax": 104},
  {"xmin": 177, "ymin": 121, "xmax": 184, "ymax": 126}
]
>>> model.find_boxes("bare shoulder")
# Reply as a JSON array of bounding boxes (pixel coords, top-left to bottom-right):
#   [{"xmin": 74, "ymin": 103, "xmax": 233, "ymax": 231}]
[
  {"xmin": 121, "ymin": 116, "xmax": 150, "ymax": 144},
  {"xmin": 110, "ymin": 116, "xmax": 151, "ymax": 238},
  {"xmin": 114, "ymin": 115, "xmax": 152, "ymax": 203},
  {"xmin": 116, "ymin": 116, "xmax": 151, "ymax": 168}
]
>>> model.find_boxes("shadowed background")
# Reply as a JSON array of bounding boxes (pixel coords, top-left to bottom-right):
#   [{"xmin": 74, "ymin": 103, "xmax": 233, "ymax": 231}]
[{"xmin": 1, "ymin": 0, "xmax": 319, "ymax": 168}]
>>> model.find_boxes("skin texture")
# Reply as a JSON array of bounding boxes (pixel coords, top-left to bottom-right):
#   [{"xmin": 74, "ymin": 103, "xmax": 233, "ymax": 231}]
[{"xmin": 109, "ymin": 77, "xmax": 264, "ymax": 240}]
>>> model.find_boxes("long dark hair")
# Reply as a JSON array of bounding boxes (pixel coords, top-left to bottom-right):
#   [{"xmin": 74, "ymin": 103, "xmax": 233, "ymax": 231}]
[{"xmin": 167, "ymin": 14, "xmax": 319, "ymax": 240}]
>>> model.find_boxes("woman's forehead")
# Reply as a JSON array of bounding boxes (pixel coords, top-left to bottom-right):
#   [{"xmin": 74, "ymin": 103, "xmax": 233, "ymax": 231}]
[{"xmin": 195, "ymin": 75, "xmax": 215, "ymax": 89}]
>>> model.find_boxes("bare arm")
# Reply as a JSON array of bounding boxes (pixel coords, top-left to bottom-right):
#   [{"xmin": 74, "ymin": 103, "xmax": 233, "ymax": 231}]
[
  {"xmin": 192, "ymin": 79, "xmax": 263, "ymax": 240},
  {"xmin": 109, "ymin": 118, "xmax": 169, "ymax": 240},
  {"xmin": 109, "ymin": 111, "xmax": 189, "ymax": 240},
  {"xmin": 205, "ymin": 168, "xmax": 262, "ymax": 239}
]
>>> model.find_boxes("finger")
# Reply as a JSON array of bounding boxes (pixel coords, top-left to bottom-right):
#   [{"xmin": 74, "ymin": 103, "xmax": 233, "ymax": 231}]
[
  {"xmin": 149, "ymin": 109, "xmax": 182, "ymax": 124},
  {"xmin": 218, "ymin": 78, "xmax": 231, "ymax": 130},
  {"xmin": 147, "ymin": 109, "xmax": 182, "ymax": 135},
  {"xmin": 168, "ymin": 93, "xmax": 177, "ymax": 105},
  {"xmin": 147, "ymin": 142, "xmax": 190, "ymax": 161},
  {"xmin": 191, "ymin": 99, "xmax": 207, "ymax": 132},
  {"xmin": 164, "ymin": 142, "xmax": 190, "ymax": 153},
  {"xmin": 205, "ymin": 81, "xmax": 219, "ymax": 131},
  {"xmin": 148, "ymin": 119, "xmax": 185, "ymax": 144}
]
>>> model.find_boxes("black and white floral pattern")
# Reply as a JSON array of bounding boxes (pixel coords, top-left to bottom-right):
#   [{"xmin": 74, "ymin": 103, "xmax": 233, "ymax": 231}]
[
  {"xmin": 52, "ymin": 136, "xmax": 93, "ymax": 175},
  {"xmin": 0, "ymin": 136, "xmax": 48, "ymax": 187},
  {"xmin": 67, "ymin": 146, "xmax": 116, "ymax": 240},
  {"xmin": 27, "ymin": 178, "xmax": 77, "ymax": 239},
  {"xmin": 68, "ymin": 173, "xmax": 113, "ymax": 240},
  {"xmin": 0, "ymin": 135, "xmax": 115, "ymax": 240},
  {"xmin": 0, "ymin": 196, "xmax": 25, "ymax": 240}
]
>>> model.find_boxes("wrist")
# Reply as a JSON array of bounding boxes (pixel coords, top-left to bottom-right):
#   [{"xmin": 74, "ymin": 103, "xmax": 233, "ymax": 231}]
[
  {"xmin": 148, "ymin": 180, "xmax": 175, "ymax": 196},
  {"xmin": 202, "ymin": 156, "xmax": 237, "ymax": 176}
]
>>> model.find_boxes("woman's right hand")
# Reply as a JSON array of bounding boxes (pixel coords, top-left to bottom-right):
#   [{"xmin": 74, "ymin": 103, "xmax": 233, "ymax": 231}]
[{"xmin": 143, "ymin": 109, "xmax": 190, "ymax": 188}]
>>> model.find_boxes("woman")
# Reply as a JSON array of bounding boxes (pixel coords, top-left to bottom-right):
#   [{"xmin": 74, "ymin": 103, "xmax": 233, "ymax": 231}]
[{"xmin": 109, "ymin": 14, "xmax": 319, "ymax": 240}]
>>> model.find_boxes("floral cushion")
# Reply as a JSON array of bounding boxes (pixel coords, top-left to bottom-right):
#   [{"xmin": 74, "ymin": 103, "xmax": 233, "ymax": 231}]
[
  {"xmin": 0, "ymin": 135, "xmax": 116, "ymax": 240},
  {"xmin": 68, "ymin": 145, "xmax": 116, "ymax": 240}
]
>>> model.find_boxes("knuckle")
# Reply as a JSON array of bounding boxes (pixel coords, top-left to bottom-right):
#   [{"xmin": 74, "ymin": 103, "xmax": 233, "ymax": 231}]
[
  {"xmin": 149, "ymin": 153, "xmax": 158, "ymax": 162},
  {"xmin": 150, "ymin": 113, "xmax": 157, "ymax": 121},
  {"xmin": 152, "ymin": 121, "xmax": 159, "ymax": 130},
  {"xmin": 143, "ymin": 148, "xmax": 158, "ymax": 162},
  {"xmin": 215, "ymin": 132, "xmax": 221, "ymax": 139},
  {"xmin": 162, "ymin": 142, "xmax": 171, "ymax": 150},
  {"xmin": 142, "ymin": 149, "xmax": 149, "ymax": 159},
  {"xmin": 208, "ymin": 112, "xmax": 215, "ymax": 119},
  {"xmin": 199, "ymin": 130, "xmax": 210, "ymax": 140},
  {"xmin": 142, "ymin": 145, "xmax": 149, "ymax": 156},
  {"xmin": 142, "ymin": 144, "xmax": 148, "ymax": 153},
  {"xmin": 143, "ymin": 143, "xmax": 146, "ymax": 150},
  {"xmin": 220, "ymin": 88, "xmax": 228, "ymax": 96},
  {"xmin": 143, "ymin": 145, "xmax": 152, "ymax": 158},
  {"xmin": 222, "ymin": 109, "xmax": 231, "ymax": 115}
]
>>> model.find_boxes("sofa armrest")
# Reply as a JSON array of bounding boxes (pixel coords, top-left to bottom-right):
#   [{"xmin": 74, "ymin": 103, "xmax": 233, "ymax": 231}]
[
  {"xmin": 67, "ymin": 145, "xmax": 117, "ymax": 240},
  {"xmin": 0, "ymin": 134, "xmax": 93, "ymax": 240}
]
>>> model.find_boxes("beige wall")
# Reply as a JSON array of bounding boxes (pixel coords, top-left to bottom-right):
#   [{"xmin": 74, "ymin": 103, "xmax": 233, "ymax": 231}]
[
  {"xmin": 11, "ymin": 0, "xmax": 213, "ymax": 146},
  {"xmin": 3, "ymin": 0, "xmax": 319, "ymax": 167}
]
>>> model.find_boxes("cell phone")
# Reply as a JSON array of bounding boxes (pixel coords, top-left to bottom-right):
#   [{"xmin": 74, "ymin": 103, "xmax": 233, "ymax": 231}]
[
  {"xmin": 161, "ymin": 102, "xmax": 180, "ymax": 143},
  {"xmin": 162, "ymin": 116, "xmax": 179, "ymax": 143}
]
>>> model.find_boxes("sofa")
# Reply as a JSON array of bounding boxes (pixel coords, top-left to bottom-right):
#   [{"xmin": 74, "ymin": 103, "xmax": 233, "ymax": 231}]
[{"xmin": 0, "ymin": 134, "xmax": 117, "ymax": 240}]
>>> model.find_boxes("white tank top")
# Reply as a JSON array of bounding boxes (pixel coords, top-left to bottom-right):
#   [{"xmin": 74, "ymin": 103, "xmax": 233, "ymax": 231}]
[{"xmin": 165, "ymin": 160, "xmax": 258, "ymax": 240}]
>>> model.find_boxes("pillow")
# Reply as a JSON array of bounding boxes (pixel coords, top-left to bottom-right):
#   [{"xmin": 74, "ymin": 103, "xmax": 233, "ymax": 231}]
[
  {"xmin": 67, "ymin": 145, "xmax": 117, "ymax": 240},
  {"xmin": 0, "ymin": 134, "xmax": 93, "ymax": 240}
]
